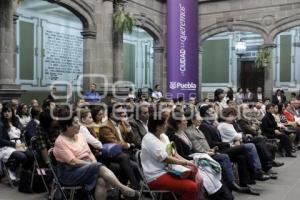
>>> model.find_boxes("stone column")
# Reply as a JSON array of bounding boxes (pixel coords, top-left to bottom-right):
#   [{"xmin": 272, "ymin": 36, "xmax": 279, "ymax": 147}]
[
  {"xmin": 198, "ymin": 47, "xmax": 203, "ymax": 100},
  {"xmin": 0, "ymin": 0, "xmax": 25, "ymax": 101},
  {"xmin": 113, "ymin": 31, "xmax": 123, "ymax": 83},
  {"xmin": 264, "ymin": 64, "xmax": 273, "ymax": 99},
  {"xmin": 263, "ymin": 44, "xmax": 276, "ymax": 99},
  {"xmin": 113, "ymin": 1, "xmax": 125, "ymax": 83},
  {"xmin": 96, "ymin": 0, "xmax": 114, "ymax": 86},
  {"xmin": 0, "ymin": 0, "xmax": 18, "ymax": 89},
  {"xmin": 153, "ymin": 45, "xmax": 166, "ymax": 93},
  {"xmin": 81, "ymin": 31, "xmax": 97, "ymax": 92}
]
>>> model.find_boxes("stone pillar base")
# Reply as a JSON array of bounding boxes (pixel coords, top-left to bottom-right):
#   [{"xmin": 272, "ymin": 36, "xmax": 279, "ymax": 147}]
[{"xmin": 0, "ymin": 89, "xmax": 26, "ymax": 102}]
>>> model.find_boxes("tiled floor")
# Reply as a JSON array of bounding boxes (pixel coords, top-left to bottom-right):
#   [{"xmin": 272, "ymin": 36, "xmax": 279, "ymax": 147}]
[
  {"xmin": 1, "ymin": 151, "xmax": 300, "ymax": 200},
  {"xmin": 234, "ymin": 150, "xmax": 300, "ymax": 200}
]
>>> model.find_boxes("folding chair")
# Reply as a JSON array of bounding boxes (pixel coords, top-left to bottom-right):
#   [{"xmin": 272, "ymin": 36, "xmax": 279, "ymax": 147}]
[
  {"xmin": 135, "ymin": 150, "xmax": 177, "ymax": 200},
  {"xmin": 30, "ymin": 136, "xmax": 51, "ymax": 193},
  {"xmin": 48, "ymin": 149, "xmax": 95, "ymax": 200},
  {"xmin": 1, "ymin": 159, "xmax": 16, "ymax": 188},
  {"xmin": 0, "ymin": 137, "xmax": 25, "ymax": 188}
]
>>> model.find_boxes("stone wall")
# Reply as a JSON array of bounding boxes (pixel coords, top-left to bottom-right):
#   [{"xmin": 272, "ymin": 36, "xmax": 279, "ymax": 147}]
[
  {"xmin": 1, "ymin": 0, "xmax": 300, "ymax": 100},
  {"xmin": 199, "ymin": 0, "xmax": 300, "ymax": 98}
]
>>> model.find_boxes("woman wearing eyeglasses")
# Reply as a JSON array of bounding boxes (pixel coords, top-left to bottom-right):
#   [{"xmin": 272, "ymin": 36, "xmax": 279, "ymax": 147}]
[{"xmin": 53, "ymin": 107, "xmax": 139, "ymax": 200}]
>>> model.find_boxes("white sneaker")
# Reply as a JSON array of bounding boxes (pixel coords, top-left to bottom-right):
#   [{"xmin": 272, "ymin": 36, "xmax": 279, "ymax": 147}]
[{"xmin": 7, "ymin": 169, "xmax": 16, "ymax": 181}]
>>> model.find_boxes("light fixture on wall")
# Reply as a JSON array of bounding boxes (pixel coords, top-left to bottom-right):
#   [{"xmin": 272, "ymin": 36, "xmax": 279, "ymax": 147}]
[{"xmin": 235, "ymin": 40, "xmax": 247, "ymax": 58}]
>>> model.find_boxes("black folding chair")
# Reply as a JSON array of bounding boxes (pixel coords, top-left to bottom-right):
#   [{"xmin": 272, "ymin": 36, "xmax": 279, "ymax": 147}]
[
  {"xmin": 1, "ymin": 159, "xmax": 16, "ymax": 188},
  {"xmin": 30, "ymin": 136, "xmax": 51, "ymax": 193},
  {"xmin": 48, "ymin": 149, "xmax": 95, "ymax": 200},
  {"xmin": 135, "ymin": 150, "xmax": 177, "ymax": 200},
  {"xmin": 1, "ymin": 137, "xmax": 25, "ymax": 188}
]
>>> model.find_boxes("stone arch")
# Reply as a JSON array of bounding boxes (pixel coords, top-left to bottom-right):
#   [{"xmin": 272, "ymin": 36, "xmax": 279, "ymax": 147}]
[
  {"xmin": 131, "ymin": 14, "xmax": 165, "ymax": 92},
  {"xmin": 200, "ymin": 21, "xmax": 268, "ymax": 44},
  {"xmin": 47, "ymin": 0, "xmax": 96, "ymax": 37},
  {"xmin": 44, "ymin": 0, "xmax": 97, "ymax": 91},
  {"xmin": 270, "ymin": 13, "xmax": 300, "ymax": 40},
  {"xmin": 134, "ymin": 14, "xmax": 164, "ymax": 46}
]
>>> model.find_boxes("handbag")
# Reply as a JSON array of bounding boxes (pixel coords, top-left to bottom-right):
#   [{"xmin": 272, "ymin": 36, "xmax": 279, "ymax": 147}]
[{"xmin": 101, "ymin": 143, "xmax": 122, "ymax": 158}]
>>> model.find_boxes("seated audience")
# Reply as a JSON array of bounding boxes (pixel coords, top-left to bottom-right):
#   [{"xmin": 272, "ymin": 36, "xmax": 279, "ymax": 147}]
[
  {"xmin": 261, "ymin": 104, "xmax": 296, "ymax": 157},
  {"xmin": 272, "ymin": 89, "xmax": 286, "ymax": 105},
  {"xmin": 80, "ymin": 108, "xmax": 140, "ymax": 189},
  {"xmin": 16, "ymin": 103, "xmax": 31, "ymax": 130},
  {"xmin": 244, "ymin": 88, "xmax": 254, "ymax": 102},
  {"xmin": 0, "ymin": 103, "xmax": 33, "ymax": 180},
  {"xmin": 214, "ymin": 89, "xmax": 228, "ymax": 114},
  {"xmin": 199, "ymin": 105, "xmax": 268, "ymax": 191},
  {"xmin": 35, "ymin": 109, "xmax": 60, "ymax": 163},
  {"xmin": 24, "ymin": 106, "xmax": 41, "ymax": 144},
  {"xmin": 141, "ymin": 114, "xmax": 200, "ymax": 200},
  {"xmin": 185, "ymin": 110, "xmax": 256, "ymax": 195},
  {"xmin": 235, "ymin": 88, "xmax": 244, "ymax": 104},
  {"xmin": 237, "ymin": 104, "xmax": 283, "ymax": 168},
  {"xmin": 91, "ymin": 106, "xmax": 107, "ymax": 138},
  {"xmin": 167, "ymin": 111, "xmax": 234, "ymax": 200},
  {"xmin": 53, "ymin": 108, "xmax": 139, "ymax": 200},
  {"xmin": 253, "ymin": 87, "xmax": 264, "ymax": 102},
  {"xmin": 129, "ymin": 104, "xmax": 150, "ymax": 149},
  {"xmin": 98, "ymin": 104, "xmax": 134, "ymax": 150},
  {"xmin": 217, "ymin": 108, "xmax": 272, "ymax": 179}
]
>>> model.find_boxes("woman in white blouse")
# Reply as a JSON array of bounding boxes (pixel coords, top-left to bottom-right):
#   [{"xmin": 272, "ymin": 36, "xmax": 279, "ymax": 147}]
[{"xmin": 141, "ymin": 115, "xmax": 199, "ymax": 200}]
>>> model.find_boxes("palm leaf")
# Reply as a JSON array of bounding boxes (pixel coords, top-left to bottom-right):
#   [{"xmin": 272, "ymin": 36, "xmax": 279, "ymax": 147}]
[{"xmin": 113, "ymin": 8, "xmax": 136, "ymax": 33}]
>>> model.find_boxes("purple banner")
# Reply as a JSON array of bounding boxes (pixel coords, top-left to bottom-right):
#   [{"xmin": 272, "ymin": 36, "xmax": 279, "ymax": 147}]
[{"xmin": 167, "ymin": 0, "xmax": 199, "ymax": 99}]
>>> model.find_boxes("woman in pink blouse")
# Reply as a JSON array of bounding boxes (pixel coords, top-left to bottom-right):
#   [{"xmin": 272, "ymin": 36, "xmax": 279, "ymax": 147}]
[{"xmin": 53, "ymin": 107, "xmax": 138, "ymax": 200}]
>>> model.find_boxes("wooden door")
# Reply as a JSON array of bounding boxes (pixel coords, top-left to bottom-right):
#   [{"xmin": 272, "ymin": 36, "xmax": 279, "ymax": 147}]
[{"xmin": 240, "ymin": 61, "xmax": 264, "ymax": 93}]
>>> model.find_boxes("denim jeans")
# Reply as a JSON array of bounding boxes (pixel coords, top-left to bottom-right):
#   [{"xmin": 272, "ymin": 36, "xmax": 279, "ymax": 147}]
[
  {"xmin": 212, "ymin": 153, "xmax": 235, "ymax": 185},
  {"xmin": 243, "ymin": 143, "xmax": 262, "ymax": 171}
]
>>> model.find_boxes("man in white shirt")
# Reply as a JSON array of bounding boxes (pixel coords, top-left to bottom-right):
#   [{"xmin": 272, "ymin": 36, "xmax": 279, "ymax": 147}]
[{"xmin": 152, "ymin": 84, "xmax": 163, "ymax": 100}]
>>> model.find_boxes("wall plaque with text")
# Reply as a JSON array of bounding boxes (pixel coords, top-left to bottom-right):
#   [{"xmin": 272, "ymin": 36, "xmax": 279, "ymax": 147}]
[{"xmin": 42, "ymin": 22, "xmax": 83, "ymax": 86}]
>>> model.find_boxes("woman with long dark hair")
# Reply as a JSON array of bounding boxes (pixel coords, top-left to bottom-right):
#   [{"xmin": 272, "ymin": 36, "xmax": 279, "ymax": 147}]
[
  {"xmin": 0, "ymin": 103, "xmax": 33, "ymax": 180},
  {"xmin": 16, "ymin": 103, "xmax": 30, "ymax": 130},
  {"xmin": 214, "ymin": 89, "xmax": 228, "ymax": 114}
]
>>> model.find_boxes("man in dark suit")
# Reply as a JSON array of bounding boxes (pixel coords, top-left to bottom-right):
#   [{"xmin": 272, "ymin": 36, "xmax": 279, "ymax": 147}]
[
  {"xmin": 129, "ymin": 104, "xmax": 149, "ymax": 149},
  {"xmin": 199, "ymin": 105, "xmax": 269, "ymax": 191},
  {"xmin": 261, "ymin": 104, "xmax": 295, "ymax": 157},
  {"xmin": 272, "ymin": 89, "xmax": 287, "ymax": 105},
  {"xmin": 253, "ymin": 87, "xmax": 264, "ymax": 102},
  {"xmin": 24, "ymin": 106, "xmax": 41, "ymax": 144}
]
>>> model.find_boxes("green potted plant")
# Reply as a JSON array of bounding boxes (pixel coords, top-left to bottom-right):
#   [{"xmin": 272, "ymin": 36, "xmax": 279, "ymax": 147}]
[
  {"xmin": 113, "ymin": 0, "xmax": 136, "ymax": 33},
  {"xmin": 255, "ymin": 47, "xmax": 272, "ymax": 68}
]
